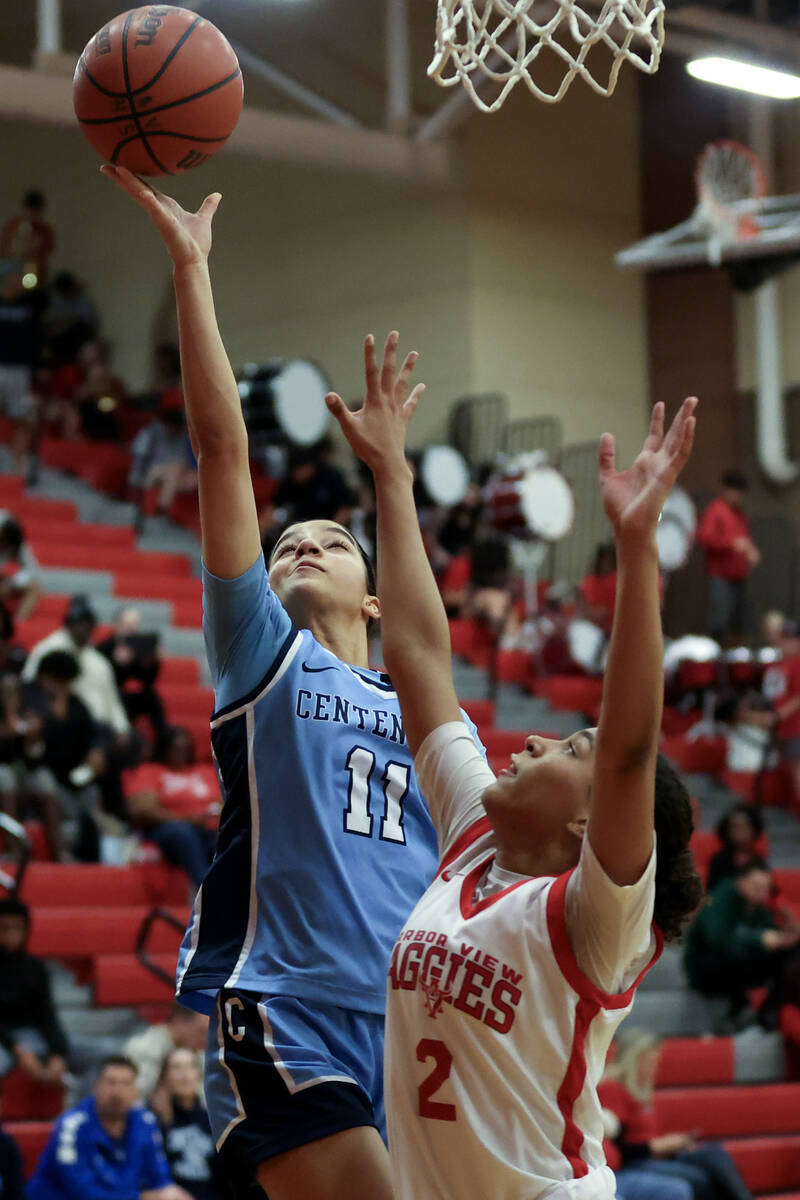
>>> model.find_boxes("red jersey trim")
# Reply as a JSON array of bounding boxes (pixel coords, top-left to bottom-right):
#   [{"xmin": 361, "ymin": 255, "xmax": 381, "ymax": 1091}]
[
  {"xmin": 546, "ymin": 870, "xmax": 664, "ymax": 1010},
  {"xmin": 458, "ymin": 856, "xmax": 535, "ymax": 919},
  {"xmin": 557, "ymin": 994, "xmax": 600, "ymax": 1178},
  {"xmin": 436, "ymin": 816, "xmax": 493, "ymax": 879}
]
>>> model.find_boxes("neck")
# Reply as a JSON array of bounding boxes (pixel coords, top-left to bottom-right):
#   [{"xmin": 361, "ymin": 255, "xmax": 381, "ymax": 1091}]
[
  {"xmin": 290, "ymin": 604, "xmax": 370, "ymax": 668},
  {"xmin": 175, "ymin": 1092, "xmax": 196, "ymax": 1109},
  {"xmin": 98, "ymin": 1112, "xmax": 126, "ymax": 1140},
  {"xmin": 494, "ymin": 833, "xmax": 578, "ymax": 879}
]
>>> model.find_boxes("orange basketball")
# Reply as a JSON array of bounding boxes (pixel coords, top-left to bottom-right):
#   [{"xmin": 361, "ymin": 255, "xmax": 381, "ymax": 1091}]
[{"xmin": 73, "ymin": 5, "xmax": 243, "ymax": 176}]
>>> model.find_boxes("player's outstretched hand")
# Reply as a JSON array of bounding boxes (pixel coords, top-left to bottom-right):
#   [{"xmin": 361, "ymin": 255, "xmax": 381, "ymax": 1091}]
[
  {"xmin": 100, "ymin": 164, "xmax": 219, "ymax": 269},
  {"xmin": 599, "ymin": 397, "xmax": 697, "ymax": 542},
  {"xmin": 326, "ymin": 331, "xmax": 424, "ymax": 473}
]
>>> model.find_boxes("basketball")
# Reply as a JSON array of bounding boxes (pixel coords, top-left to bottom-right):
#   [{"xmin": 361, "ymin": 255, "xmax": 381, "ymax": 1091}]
[{"xmin": 72, "ymin": 5, "xmax": 243, "ymax": 176}]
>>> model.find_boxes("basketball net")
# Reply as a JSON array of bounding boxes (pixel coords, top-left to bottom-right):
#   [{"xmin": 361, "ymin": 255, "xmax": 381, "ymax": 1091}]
[
  {"xmin": 428, "ymin": 0, "xmax": 665, "ymax": 108},
  {"xmin": 694, "ymin": 140, "xmax": 766, "ymax": 266}
]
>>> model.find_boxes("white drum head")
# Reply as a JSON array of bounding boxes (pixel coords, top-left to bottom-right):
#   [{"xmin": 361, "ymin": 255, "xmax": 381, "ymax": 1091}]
[
  {"xmin": 273, "ymin": 360, "xmax": 331, "ymax": 446},
  {"xmin": 662, "ymin": 486, "xmax": 697, "ymax": 537},
  {"xmin": 568, "ymin": 619, "xmax": 605, "ymax": 674},
  {"xmin": 420, "ymin": 445, "xmax": 470, "ymax": 507},
  {"xmin": 656, "ymin": 514, "xmax": 690, "ymax": 572},
  {"xmin": 518, "ymin": 467, "xmax": 575, "ymax": 541}
]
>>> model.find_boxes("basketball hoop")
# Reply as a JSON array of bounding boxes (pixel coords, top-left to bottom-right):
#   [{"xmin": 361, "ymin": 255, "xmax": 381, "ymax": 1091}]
[
  {"xmin": 695, "ymin": 140, "xmax": 767, "ymax": 265},
  {"xmin": 428, "ymin": 0, "xmax": 665, "ymax": 109}
]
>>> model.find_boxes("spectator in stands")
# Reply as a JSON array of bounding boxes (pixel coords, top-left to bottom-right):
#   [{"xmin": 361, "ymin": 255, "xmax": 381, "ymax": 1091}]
[
  {"xmin": 0, "ymin": 1117, "xmax": 23, "ymax": 1200},
  {"xmin": 43, "ymin": 270, "xmax": 97, "ymax": 366},
  {"xmin": 129, "ymin": 408, "xmax": 198, "ymax": 531},
  {"xmin": 0, "ymin": 191, "xmax": 55, "ymax": 289},
  {"xmin": 762, "ymin": 619, "xmax": 800, "ymax": 812},
  {"xmin": 579, "ymin": 541, "xmax": 618, "ymax": 634},
  {"xmin": 0, "ymin": 511, "xmax": 41, "ymax": 621},
  {"xmin": 26, "ymin": 1055, "xmax": 192, "ymax": 1200},
  {"xmin": 22, "ymin": 596, "xmax": 132, "ymax": 741},
  {"xmin": 261, "ymin": 439, "xmax": 357, "ymax": 532},
  {"xmin": 22, "ymin": 649, "xmax": 108, "ymax": 861},
  {"xmin": 150, "ymin": 1048, "xmax": 220, "ymax": 1200},
  {"xmin": 0, "ymin": 265, "xmax": 44, "ymax": 484},
  {"xmin": 696, "ymin": 470, "xmax": 760, "ymax": 646},
  {"xmin": 96, "ymin": 607, "xmax": 166, "ymax": 744},
  {"xmin": 123, "ymin": 726, "xmax": 219, "ymax": 887},
  {"xmin": 0, "ymin": 895, "xmax": 69, "ymax": 1086},
  {"xmin": 71, "ymin": 338, "xmax": 127, "ymax": 442},
  {"xmin": 706, "ymin": 803, "xmax": 768, "ymax": 893},
  {"xmin": 684, "ymin": 864, "xmax": 800, "ymax": 1030},
  {"xmin": 124, "ymin": 1006, "xmax": 207, "ymax": 1102},
  {"xmin": 600, "ymin": 1029, "xmax": 753, "ymax": 1200},
  {"xmin": 0, "ymin": 673, "xmax": 69, "ymax": 861}
]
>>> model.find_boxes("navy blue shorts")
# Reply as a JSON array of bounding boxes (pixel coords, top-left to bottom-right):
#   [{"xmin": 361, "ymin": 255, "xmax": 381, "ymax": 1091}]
[{"xmin": 205, "ymin": 988, "xmax": 384, "ymax": 1179}]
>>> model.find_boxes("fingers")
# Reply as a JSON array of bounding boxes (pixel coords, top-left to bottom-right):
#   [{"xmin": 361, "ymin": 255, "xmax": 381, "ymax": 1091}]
[
  {"xmin": 598, "ymin": 432, "xmax": 617, "ymax": 478},
  {"xmin": 100, "ymin": 164, "xmax": 158, "ymax": 205},
  {"xmin": 197, "ymin": 193, "xmax": 222, "ymax": 222},
  {"xmin": 364, "ymin": 334, "xmax": 379, "ymax": 399},
  {"xmin": 404, "ymin": 382, "xmax": 426, "ymax": 422},
  {"xmin": 664, "ymin": 395, "xmax": 698, "ymax": 454},
  {"xmin": 395, "ymin": 350, "xmax": 419, "ymax": 401},
  {"xmin": 381, "ymin": 330, "xmax": 399, "ymax": 397},
  {"xmin": 643, "ymin": 401, "xmax": 665, "ymax": 452},
  {"xmin": 325, "ymin": 392, "xmax": 353, "ymax": 429}
]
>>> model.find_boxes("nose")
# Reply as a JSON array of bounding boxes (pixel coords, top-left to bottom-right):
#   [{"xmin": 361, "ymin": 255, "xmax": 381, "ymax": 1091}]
[
  {"xmin": 525, "ymin": 734, "xmax": 545, "ymax": 756},
  {"xmin": 295, "ymin": 536, "xmax": 322, "ymax": 558}
]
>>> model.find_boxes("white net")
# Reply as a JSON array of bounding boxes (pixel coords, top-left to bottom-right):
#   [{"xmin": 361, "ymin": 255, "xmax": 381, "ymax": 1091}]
[{"xmin": 429, "ymin": 0, "xmax": 666, "ymax": 109}]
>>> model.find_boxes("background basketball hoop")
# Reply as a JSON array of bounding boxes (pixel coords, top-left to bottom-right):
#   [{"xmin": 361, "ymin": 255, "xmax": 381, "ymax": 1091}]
[
  {"xmin": 695, "ymin": 140, "xmax": 767, "ymax": 264},
  {"xmin": 428, "ymin": 0, "xmax": 666, "ymax": 109}
]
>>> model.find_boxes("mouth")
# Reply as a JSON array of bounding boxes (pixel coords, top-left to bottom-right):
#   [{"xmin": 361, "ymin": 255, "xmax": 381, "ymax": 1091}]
[
  {"xmin": 292, "ymin": 561, "xmax": 324, "ymax": 575},
  {"xmin": 499, "ymin": 757, "xmax": 518, "ymax": 778}
]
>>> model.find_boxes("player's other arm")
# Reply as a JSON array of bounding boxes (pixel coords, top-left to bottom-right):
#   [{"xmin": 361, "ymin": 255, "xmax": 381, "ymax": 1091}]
[
  {"xmin": 101, "ymin": 166, "xmax": 261, "ymax": 581},
  {"xmin": 327, "ymin": 333, "xmax": 462, "ymax": 756},
  {"xmin": 589, "ymin": 400, "xmax": 697, "ymax": 887}
]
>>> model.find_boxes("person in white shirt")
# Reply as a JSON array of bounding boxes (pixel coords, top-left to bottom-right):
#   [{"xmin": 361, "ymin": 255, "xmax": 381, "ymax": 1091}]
[
  {"xmin": 327, "ymin": 334, "xmax": 705, "ymax": 1200},
  {"xmin": 22, "ymin": 595, "xmax": 130, "ymax": 736}
]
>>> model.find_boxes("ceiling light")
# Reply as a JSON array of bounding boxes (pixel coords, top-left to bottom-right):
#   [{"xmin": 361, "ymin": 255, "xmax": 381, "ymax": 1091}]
[{"xmin": 686, "ymin": 56, "xmax": 800, "ymax": 100}]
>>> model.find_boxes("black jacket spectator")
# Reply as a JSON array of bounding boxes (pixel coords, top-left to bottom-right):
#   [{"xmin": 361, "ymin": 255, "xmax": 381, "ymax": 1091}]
[
  {"xmin": 0, "ymin": 1122, "xmax": 24, "ymax": 1200},
  {"xmin": 0, "ymin": 897, "xmax": 69, "ymax": 1075}
]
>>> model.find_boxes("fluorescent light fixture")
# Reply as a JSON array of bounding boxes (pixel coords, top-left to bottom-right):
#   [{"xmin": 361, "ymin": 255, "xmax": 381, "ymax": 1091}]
[{"xmin": 687, "ymin": 56, "xmax": 800, "ymax": 99}]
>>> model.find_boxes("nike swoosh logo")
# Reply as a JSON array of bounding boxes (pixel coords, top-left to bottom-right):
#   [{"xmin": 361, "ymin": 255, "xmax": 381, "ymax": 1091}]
[{"xmin": 301, "ymin": 662, "xmax": 337, "ymax": 673}]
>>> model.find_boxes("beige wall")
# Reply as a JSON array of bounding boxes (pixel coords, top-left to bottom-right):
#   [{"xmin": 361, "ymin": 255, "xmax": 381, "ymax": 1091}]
[{"xmin": 0, "ymin": 78, "xmax": 647, "ymax": 464}]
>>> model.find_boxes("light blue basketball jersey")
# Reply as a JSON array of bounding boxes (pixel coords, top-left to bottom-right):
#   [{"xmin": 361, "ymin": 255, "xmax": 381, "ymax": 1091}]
[{"xmin": 177, "ymin": 555, "xmax": 483, "ymax": 1016}]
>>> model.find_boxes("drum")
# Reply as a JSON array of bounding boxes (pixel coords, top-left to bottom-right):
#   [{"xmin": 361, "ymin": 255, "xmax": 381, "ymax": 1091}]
[
  {"xmin": 567, "ymin": 618, "xmax": 606, "ymax": 674},
  {"xmin": 485, "ymin": 458, "xmax": 575, "ymax": 541},
  {"xmin": 656, "ymin": 486, "xmax": 696, "ymax": 572},
  {"xmin": 237, "ymin": 359, "xmax": 331, "ymax": 446},
  {"xmin": 420, "ymin": 445, "xmax": 470, "ymax": 506}
]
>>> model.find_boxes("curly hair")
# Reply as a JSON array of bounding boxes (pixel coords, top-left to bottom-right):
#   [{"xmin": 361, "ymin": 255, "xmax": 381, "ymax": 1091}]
[{"xmin": 653, "ymin": 753, "xmax": 704, "ymax": 941}]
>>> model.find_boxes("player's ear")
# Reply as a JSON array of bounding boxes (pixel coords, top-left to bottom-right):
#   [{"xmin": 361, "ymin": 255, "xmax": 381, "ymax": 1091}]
[
  {"xmin": 362, "ymin": 594, "xmax": 381, "ymax": 623},
  {"xmin": 566, "ymin": 816, "xmax": 587, "ymax": 842}
]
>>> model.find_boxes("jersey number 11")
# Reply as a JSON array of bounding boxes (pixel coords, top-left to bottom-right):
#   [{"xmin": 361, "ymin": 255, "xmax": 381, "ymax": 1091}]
[{"xmin": 343, "ymin": 747, "xmax": 409, "ymax": 844}]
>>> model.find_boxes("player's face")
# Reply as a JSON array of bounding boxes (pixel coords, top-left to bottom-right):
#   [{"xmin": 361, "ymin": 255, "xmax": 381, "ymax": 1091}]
[
  {"xmin": 484, "ymin": 729, "xmax": 596, "ymax": 834},
  {"xmin": 269, "ymin": 521, "xmax": 377, "ymax": 624}
]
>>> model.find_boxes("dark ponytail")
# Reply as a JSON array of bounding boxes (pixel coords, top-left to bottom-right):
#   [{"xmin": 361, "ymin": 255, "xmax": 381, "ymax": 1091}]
[{"xmin": 652, "ymin": 753, "xmax": 704, "ymax": 941}]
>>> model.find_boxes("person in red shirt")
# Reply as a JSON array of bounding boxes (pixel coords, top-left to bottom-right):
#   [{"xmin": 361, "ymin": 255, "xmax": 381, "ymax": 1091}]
[
  {"xmin": 580, "ymin": 542, "xmax": 618, "ymax": 632},
  {"xmin": 763, "ymin": 620, "xmax": 800, "ymax": 810},
  {"xmin": 600, "ymin": 1029, "xmax": 753, "ymax": 1200},
  {"xmin": 696, "ymin": 471, "xmax": 760, "ymax": 646},
  {"xmin": 123, "ymin": 726, "xmax": 219, "ymax": 886}
]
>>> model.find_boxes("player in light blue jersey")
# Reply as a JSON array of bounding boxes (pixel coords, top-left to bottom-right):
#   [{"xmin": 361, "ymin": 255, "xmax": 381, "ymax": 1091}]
[{"xmin": 102, "ymin": 165, "xmax": 483, "ymax": 1200}]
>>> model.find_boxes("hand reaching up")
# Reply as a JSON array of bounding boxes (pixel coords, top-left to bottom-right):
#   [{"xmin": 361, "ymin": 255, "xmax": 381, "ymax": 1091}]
[
  {"xmin": 325, "ymin": 331, "xmax": 424, "ymax": 474},
  {"xmin": 101, "ymin": 164, "xmax": 220, "ymax": 268},
  {"xmin": 599, "ymin": 398, "xmax": 698, "ymax": 542}
]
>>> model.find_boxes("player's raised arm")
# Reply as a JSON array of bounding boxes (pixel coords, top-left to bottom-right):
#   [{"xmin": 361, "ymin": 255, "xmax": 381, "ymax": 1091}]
[
  {"xmin": 589, "ymin": 398, "xmax": 697, "ymax": 886},
  {"xmin": 327, "ymin": 332, "xmax": 462, "ymax": 755},
  {"xmin": 101, "ymin": 165, "xmax": 261, "ymax": 580}
]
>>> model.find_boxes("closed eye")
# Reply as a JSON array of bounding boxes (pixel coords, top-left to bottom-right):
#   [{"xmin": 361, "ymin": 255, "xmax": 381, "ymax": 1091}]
[
  {"xmin": 275, "ymin": 543, "xmax": 295, "ymax": 557},
  {"xmin": 326, "ymin": 540, "xmax": 351, "ymax": 551}
]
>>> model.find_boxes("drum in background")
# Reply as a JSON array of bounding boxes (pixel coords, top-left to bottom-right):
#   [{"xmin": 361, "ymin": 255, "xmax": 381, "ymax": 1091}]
[
  {"xmin": 485, "ymin": 455, "xmax": 575, "ymax": 541},
  {"xmin": 657, "ymin": 485, "xmax": 696, "ymax": 572},
  {"xmin": 567, "ymin": 618, "xmax": 606, "ymax": 675},
  {"xmin": 238, "ymin": 359, "xmax": 331, "ymax": 447},
  {"xmin": 420, "ymin": 445, "xmax": 471, "ymax": 507}
]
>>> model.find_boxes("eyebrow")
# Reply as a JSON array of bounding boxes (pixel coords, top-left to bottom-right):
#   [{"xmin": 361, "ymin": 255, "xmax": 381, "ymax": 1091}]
[
  {"xmin": 272, "ymin": 525, "xmax": 359, "ymax": 558},
  {"xmin": 576, "ymin": 730, "xmax": 596, "ymax": 751}
]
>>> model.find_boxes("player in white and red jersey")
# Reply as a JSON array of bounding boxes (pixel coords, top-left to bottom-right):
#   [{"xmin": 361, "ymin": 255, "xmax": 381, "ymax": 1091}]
[{"xmin": 327, "ymin": 337, "xmax": 704, "ymax": 1200}]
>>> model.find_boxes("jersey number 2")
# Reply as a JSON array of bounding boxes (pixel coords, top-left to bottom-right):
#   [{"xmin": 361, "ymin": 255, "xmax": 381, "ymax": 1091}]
[
  {"xmin": 344, "ymin": 747, "xmax": 408, "ymax": 843},
  {"xmin": 417, "ymin": 1038, "xmax": 456, "ymax": 1122}
]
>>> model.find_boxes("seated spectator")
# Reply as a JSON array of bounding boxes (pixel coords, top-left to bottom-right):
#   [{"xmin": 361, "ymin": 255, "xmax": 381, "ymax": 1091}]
[
  {"xmin": 129, "ymin": 408, "xmax": 198, "ymax": 531},
  {"xmin": 0, "ymin": 264, "xmax": 44, "ymax": 483},
  {"xmin": 0, "ymin": 895, "xmax": 69, "ymax": 1086},
  {"xmin": 0, "ymin": 673, "xmax": 70, "ymax": 860},
  {"xmin": 22, "ymin": 650, "xmax": 109, "ymax": 860},
  {"xmin": 123, "ymin": 726, "xmax": 219, "ymax": 887},
  {"xmin": 261, "ymin": 439, "xmax": 357, "ymax": 532},
  {"xmin": 73, "ymin": 338, "xmax": 127, "ymax": 442},
  {"xmin": 762, "ymin": 619, "xmax": 800, "ymax": 811},
  {"xmin": 151, "ymin": 1048, "xmax": 220, "ymax": 1200},
  {"xmin": 124, "ymin": 1005, "xmax": 207, "ymax": 1101},
  {"xmin": 600, "ymin": 1029, "xmax": 752, "ymax": 1200},
  {"xmin": 96, "ymin": 607, "xmax": 166, "ymax": 744},
  {"xmin": 43, "ymin": 270, "xmax": 97, "ymax": 365},
  {"xmin": 0, "ymin": 190, "xmax": 54, "ymax": 290},
  {"xmin": 26, "ymin": 1055, "xmax": 192, "ymax": 1200},
  {"xmin": 0, "ymin": 1117, "xmax": 23, "ymax": 1200},
  {"xmin": 0, "ymin": 602, "xmax": 25, "ymax": 677},
  {"xmin": 0, "ymin": 512, "xmax": 40, "ymax": 621},
  {"xmin": 706, "ymin": 802, "xmax": 768, "ymax": 893},
  {"xmin": 684, "ymin": 864, "xmax": 800, "ymax": 1030}
]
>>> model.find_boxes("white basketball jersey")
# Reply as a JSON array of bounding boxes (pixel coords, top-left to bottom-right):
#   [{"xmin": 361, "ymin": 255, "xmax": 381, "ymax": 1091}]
[{"xmin": 385, "ymin": 815, "xmax": 662, "ymax": 1200}]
